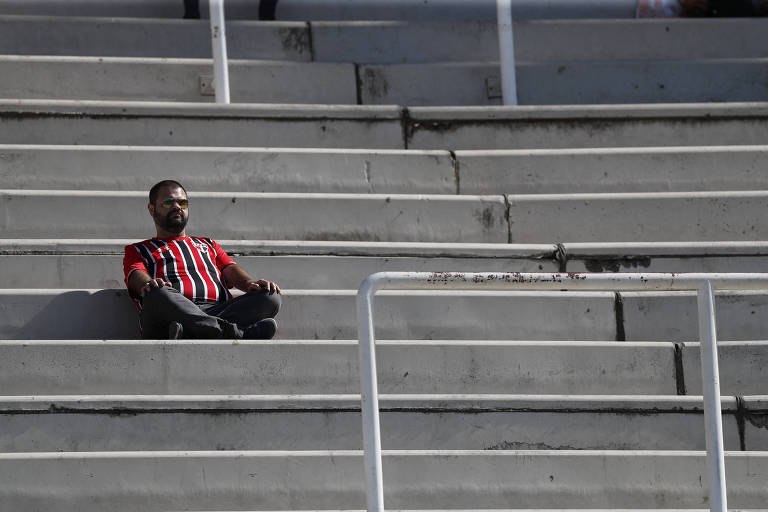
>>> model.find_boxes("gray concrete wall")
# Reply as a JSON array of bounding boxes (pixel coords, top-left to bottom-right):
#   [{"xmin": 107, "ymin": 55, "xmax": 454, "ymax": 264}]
[
  {"xmin": 2, "ymin": 288, "xmax": 768, "ymax": 341},
  {"xmin": 3, "ymin": 145, "xmax": 768, "ymax": 195},
  {"xmin": 0, "ymin": 190, "xmax": 508, "ymax": 242},
  {"xmin": 0, "ymin": 340, "xmax": 677, "ymax": 395},
  {"xmin": 3, "ymin": 16, "xmax": 767, "ymax": 62},
  {"xmin": 0, "ymin": 396, "xmax": 742, "ymax": 452},
  {"xmin": 1, "ymin": 451, "xmax": 766, "ymax": 510},
  {"xmin": 3, "ymin": 101, "xmax": 767, "ymax": 149},
  {"xmin": 0, "ymin": 56, "xmax": 356, "ymax": 103}
]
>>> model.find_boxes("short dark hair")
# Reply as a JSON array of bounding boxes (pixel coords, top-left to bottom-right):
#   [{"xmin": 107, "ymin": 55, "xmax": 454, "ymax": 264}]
[{"xmin": 149, "ymin": 180, "xmax": 187, "ymax": 205}]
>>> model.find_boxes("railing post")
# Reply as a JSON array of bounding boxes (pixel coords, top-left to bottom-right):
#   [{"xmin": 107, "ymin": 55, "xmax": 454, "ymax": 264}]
[
  {"xmin": 496, "ymin": 0, "xmax": 518, "ymax": 105},
  {"xmin": 209, "ymin": 0, "xmax": 231, "ymax": 104},
  {"xmin": 697, "ymin": 280, "xmax": 728, "ymax": 512},
  {"xmin": 356, "ymin": 276, "xmax": 385, "ymax": 512}
]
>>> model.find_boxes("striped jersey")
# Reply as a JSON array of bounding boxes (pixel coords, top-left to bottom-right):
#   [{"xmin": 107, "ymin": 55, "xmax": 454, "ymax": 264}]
[{"xmin": 123, "ymin": 236, "xmax": 235, "ymax": 310}]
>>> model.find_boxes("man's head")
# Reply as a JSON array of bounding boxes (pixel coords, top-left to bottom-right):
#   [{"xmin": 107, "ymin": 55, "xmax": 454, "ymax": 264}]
[{"xmin": 148, "ymin": 179, "xmax": 189, "ymax": 237}]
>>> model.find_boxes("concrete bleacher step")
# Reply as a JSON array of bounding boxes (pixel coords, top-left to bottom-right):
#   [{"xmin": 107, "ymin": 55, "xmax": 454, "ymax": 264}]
[
  {"xmin": 507, "ymin": 190, "xmax": 768, "ymax": 243},
  {"xmin": 0, "ymin": 340, "xmax": 680, "ymax": 395},
  {"xmin": 0, "ymin": 56, "xmax": 356, "ymax": 103},
  {"xmin": 1, "ymin": 450, "xmax": 767, "ymax": 509},
  {"xmin": 5, "ymin": 189, "xmax": 768, "ymax": 243},
  {"xmin": 6, "ymin": 144, "xmax": 768, "ymax": 194},
  {"xmin": 5, "ymin": 240, "xmax": 768, "ymax": 288},
  {"xmin": 0, "ymin": 190, "xmax": 509, "ymax": 242},
  {"xmin": 0, "ymin": 145, "xmax": 458, "ymax": 193},
  {"xmin": 7, "ymin": 55, "xmax": 768, "ymax": 105},
  {"xmin": 2, "ymin": 100, "xmax": 767, "ymax": 149},
  {"xmin": 3, "ymin": 288, "xmax": 768, "ymax": 341},
  {"xmin": 358, "ymin": 59, "xmax": 768, "ymax": 106},
  {"xmin": 0, "ymin": 395, "xmax": 748, "ymax": 452},
  {"xmin": 2, "ymin": 339, "xmax": 767, "ymax": 396},
  {"xmin": 2, "ymin": 15, "xmax": 767, "ymax": 62}
]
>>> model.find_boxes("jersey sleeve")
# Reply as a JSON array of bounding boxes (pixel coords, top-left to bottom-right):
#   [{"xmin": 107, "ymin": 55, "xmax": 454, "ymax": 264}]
[
  {"xmin": 123, "ymin": 244, "xmax": 149, "ymax": 293},
  {"xmin": 211, "ymin": 239, "xmax": 235, "ymax": 270}
]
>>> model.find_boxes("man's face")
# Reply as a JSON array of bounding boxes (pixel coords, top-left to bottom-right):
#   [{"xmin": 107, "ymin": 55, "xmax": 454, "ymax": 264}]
[{"xmin": 150, "ymin": 186, "xmax": 189, "ymax": 235}]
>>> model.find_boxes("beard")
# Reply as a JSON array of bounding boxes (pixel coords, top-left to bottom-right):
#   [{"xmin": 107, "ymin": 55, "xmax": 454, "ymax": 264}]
[{"xmin": 154, "ymin": 209, "xmax": 188, "ymax": 234}]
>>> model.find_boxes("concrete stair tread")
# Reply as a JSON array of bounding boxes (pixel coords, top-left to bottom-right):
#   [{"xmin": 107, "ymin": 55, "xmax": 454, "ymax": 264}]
[
  {"xmin": 0, "ymin": 394, "xmax": 744, "ymax": 412},
  {"xmin": 5, "ymin": 144, "xmax": 768, "ymax": 194}
]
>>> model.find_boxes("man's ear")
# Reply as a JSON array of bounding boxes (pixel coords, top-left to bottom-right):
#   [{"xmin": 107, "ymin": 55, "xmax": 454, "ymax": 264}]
[{"xmin": 148, "ymin": 203, "xmax": 155, "ymax": 217}]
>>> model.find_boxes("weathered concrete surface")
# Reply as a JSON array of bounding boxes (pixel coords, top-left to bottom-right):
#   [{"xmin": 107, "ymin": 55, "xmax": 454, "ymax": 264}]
[
  {"xmin": 0, "ymin": 15, "xmax": 310, "ymax": 59},
  {"xmin": 0, "ymin": 56, "xmax": 356, "ymax": 103},
  {"xmin": 507, "ymin": 191, "xmax": 768, "ymax": 243},
  {"xmin": 0, "ymin": 396, "xmax": 740, "ymax": 452},
  {"xmin": 622, "ymin": 291, "xmax": 768, "ymax": 342},
  {"xmin": 0, "ymin": 450, "xmax": 766, "ymax": 509},
  {"xmin": 0, "ymin": 145, "xmax": 456, "ymax": 193},
  {"xmin": 0, "ymin": 289, "xmax": 617, "ymax": 340},
  {"xmin": 742, "ymin": 396, "xmax": 768, "ymax": 450},
  {"xmin": 0, "ymin": 340, "xmax": 676, "ymax": 395},
  {"xmin": 0, "ymin": 101, "xmax": 404, "ymax": 149},
  {"xmin": 564, "ymin": 242, "xmax": 768, "ymax": 273},
  {"xmin": 682, "ymin": 342, "xmax": 768, "ymax": 396},
  {"xmin": 458, "ymin": 146, "xmax": 768, "ymax": 194},
  {"xmin": 359, "ymin": 60, "xmax": 768, "ymax": 106},
  {"xmin": 0, "ymin": 190, "xmax": 508, "ymax": 242},
  {"xmin": 313, "ymin": 19, "xmax": 768, "ymax": 64},
  {"xmin": 0, "ymin": 0, "xmax": 638, "ymax": 21},
  {"xmin": 2, "ymin": 101, "xmax": 768, "ymax": 149},
  {"xmin": 407, "ymin": 103, "xmax": 768, "ymax": 150},
  {"xmin": 3, "ymin": 16, "xmax": 766, "ymax": 62},
  {"xmin": 276, "ymin": 0, "xmax": 637, "ymax": 21},
  {"xmin": 0, "ymin": 254, "xmax": 557, "ymax": 290}
]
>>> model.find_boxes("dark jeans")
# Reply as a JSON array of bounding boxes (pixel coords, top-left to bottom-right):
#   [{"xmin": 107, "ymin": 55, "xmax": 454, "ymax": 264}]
[{"xmin": 139, "ymin": 286, "xmax": 281, "ymax": 339}]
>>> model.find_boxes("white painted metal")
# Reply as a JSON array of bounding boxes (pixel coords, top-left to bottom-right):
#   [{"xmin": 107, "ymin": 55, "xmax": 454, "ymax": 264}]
[
  {"xmin": 356, "ymin": 272, "xmax": 768, "ymax": 512},
  {"xmin": 496, "ymin": 0, "xmax": 518, "ymax": 105},
  {"xmin": 697, "ymin": 281, "xmax": 727, "ymax": 512},
  {"xmin": 209, "ymin": 0, "xmax": 230, "ymax": 104}
]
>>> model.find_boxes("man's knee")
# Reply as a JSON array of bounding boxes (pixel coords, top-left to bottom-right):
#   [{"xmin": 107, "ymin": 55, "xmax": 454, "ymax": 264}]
[
  {"xmin": 244, "ymin": 289, "xmax": 281, "ymax": 317},
  {"xmin": 141, "ymin": 285, "xmax": 182, "ymax": 308}
]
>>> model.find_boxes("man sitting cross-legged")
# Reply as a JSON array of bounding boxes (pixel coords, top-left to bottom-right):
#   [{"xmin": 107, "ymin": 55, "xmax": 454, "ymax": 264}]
[{"xmin": 123, "ymin": 179, "xmax": 281, "ymax": 339}]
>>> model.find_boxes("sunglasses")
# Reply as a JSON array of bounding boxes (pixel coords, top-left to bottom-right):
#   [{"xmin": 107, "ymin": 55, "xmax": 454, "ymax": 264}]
[{"xmin": 160, "ymin": 198, "xmax": 189, "ymax": 209}]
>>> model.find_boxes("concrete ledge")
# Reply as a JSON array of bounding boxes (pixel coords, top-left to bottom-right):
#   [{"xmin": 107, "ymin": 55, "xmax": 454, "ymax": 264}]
[
  {"xmin": 408, "ymin": 103, "xmax": 768, "ymax": 149},
  {"xmin": 507, "ymin": 191, "xmax": 768, "ymax": 243},
  {"xmin": 0, "ymin": 56, "xmax": 356, "ymax": 103},
  {"xmin": 0, "ymin": 450, "xmax": 766, "ymax": 509},
  {"xmin": 622, "ymin": 291, "xmax": 768, "ymax": 342},
  {"xmin": 0, "ymin": 253, "xmax": 557, "ymax": 290},
  {"xmin": 360, "ymin": 60, "xmax": 768, "ymax": 106},
  {"xmin": 0, "ymin": 190, "xmax": 509, "ymax": 242},
  {"xmin": 0, "ymin": 289, "xmax": 617, "ymax": 340},
  {"xmin": 0, "ymin": 15, "xmax": 310, "ymax": 59},
  {"xmin": 0, "ymin": 395, "xmax": 741, "ymax": 452},
  {"xmin": 682, "ymin": 341, "xmax": 768, "ymax": 396},
  {"xmin": 1, "ymin": 100, "xmax": 768, "ymax": 149},
  {"xmin": 0, "ymin": 145, "xmax": 457, "ymax": 193},
  {"xmin": 0, "ymin": 340, "xmax": 676, "ymax": 395},
  {"xmin": 0, "ymin": 100, "xmax": 404, "ymax": 148},
  {"xmin": 457, "ymin": 146, "xmax": 768, "ymax": 194}
]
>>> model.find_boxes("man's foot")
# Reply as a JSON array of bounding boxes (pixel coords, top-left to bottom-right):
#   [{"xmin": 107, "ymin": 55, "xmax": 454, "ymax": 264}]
[
  {"xmin": 242, "ymin": 318, "xmax": 277, "ymax": 340},
  {"xmin": 168, "ymin": 321, "xmax": 184, "ymax": 340}
]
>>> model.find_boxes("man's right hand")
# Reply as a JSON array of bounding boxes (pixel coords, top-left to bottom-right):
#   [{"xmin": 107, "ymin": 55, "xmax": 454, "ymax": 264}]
[{"xmin": 139, "ymin": 278, "xmax": 172, "ymax": 297}]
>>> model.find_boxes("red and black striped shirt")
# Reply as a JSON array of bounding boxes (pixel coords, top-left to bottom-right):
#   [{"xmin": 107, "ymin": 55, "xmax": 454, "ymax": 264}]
[{"xmin": 123, "ymin": 236, "xmax": 235, "ymax": 310}]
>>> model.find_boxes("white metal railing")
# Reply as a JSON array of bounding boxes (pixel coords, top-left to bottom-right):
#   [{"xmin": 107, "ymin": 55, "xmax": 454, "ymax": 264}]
[
  {"xmin": 496, "ymin": 0, "xmax": 518, "ymax": 105},
  {"xmin": 209, "ymin": 0, "xmax": 231, "ymax": 103},
  {"xmin": 356, "ymin": 271, "xmax": 768, "ymax": 512}
]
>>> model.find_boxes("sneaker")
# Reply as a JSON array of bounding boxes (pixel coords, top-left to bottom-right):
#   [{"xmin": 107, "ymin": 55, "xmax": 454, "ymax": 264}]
[
  {"xmin": 168, "ymin": 321, "xmax": 184, "ymax": 340},
  {"xmin": 242, "ymin": 318, "xmax": 277, "ymax": 340}
]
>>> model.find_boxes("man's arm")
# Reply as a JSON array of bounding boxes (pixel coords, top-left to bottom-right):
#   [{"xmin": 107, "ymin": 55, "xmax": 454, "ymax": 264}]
[
  {"xmin": 221, "ymin": 264, "xmax": 281, "ymax": 294},
  {"xmin": 127, "ymin": 269, "xmax": 172, "ymax": 298}
]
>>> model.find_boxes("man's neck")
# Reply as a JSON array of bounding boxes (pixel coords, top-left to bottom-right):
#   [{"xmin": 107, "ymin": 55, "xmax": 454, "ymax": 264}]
[{"xmin": 155, "ymin": 230, "xmax": 186, "ymax": 239}]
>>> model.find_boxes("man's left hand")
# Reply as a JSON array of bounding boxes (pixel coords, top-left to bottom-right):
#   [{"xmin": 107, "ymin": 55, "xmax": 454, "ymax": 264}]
[{"xmin": 246, "ymin": 279, "xmax": 281, "ymax": 294}]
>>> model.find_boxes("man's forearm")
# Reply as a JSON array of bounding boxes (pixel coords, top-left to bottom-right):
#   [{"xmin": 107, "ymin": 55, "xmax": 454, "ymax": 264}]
[{"xmin": 221, "ymin": 264, "xmax": 255, "ymax": 291}]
